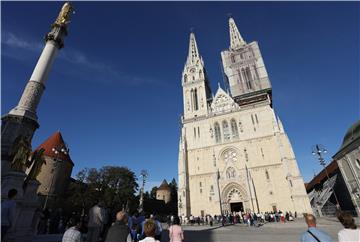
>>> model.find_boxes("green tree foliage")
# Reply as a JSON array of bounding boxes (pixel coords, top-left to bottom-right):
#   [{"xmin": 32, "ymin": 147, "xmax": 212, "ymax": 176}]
[
  {"xmin": 167, "ymin": 178, "xmax": 178, "ymax": 215},
  {"xmin": 150, "ymin": 186, "xmax": 158, "ymax": 199},
  {"xmin": 62, "ymin": 166, "xmax": 139, "ymax": 219}
]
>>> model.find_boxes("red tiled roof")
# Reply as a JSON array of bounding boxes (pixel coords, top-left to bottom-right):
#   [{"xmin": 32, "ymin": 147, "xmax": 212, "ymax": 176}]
[
  {"xmin": 34, "ymin": 131, "xmax": 73, "ymax": 165},
  {"xmin": 305, "ymin": 160, "xmax": 338, "ymax": 192},
  {"xmin": 158, "ymin": 179, "xmax": 170, "ymax": 191}
]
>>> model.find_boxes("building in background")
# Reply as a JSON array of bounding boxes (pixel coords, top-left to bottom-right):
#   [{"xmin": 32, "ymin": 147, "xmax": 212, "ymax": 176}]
[
  {"xmin": 28, "ymin": 131, "xmax": 74, "ymax": 209},
  {"xmin": 306, "ymin": 160, "xmax": 356, "ymax": 216},
  {"xmin": 178, "ymin": 17, "xmax": 311, "ymax": 217},
  {"xmin": 156, "ymin": 179, "xmax": 171, "ymax": 204},
  {"xmin": 333, "ymin": 120, "xmax": 360, "ymax": 215}
]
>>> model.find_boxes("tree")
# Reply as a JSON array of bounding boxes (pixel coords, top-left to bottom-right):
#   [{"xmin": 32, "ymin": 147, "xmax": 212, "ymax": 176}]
[
  {"xmin": 167, "ymin": 178, "xmax": 178, "ymax": 215},
  {"xmin": 150, "ymin": 186, "xmax": 158, "ymax": 199},
  {"xmin": 62, "ymin": 166, "xmax": 139, "ymax": 220}
]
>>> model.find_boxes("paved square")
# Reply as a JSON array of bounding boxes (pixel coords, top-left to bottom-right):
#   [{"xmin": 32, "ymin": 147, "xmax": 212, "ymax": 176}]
[{"xmin": 162, "ymin": 218, "xmax": 343, "ymax": 242}]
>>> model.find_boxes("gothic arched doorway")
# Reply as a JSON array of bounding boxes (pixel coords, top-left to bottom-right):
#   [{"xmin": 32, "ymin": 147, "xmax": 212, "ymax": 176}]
[{"xmin": 221, "ymin": 182, "xmax": 249, "ymax": 214}]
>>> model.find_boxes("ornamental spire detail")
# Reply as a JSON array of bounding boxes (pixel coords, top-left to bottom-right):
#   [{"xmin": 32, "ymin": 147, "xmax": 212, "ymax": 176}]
[
  {"xmin": 186, "ymin": 32, "xmax": 201, "ymax": 66},
  {"xmin": 229, "ymin": 17, "xmax": 246, "ymax": 50}
]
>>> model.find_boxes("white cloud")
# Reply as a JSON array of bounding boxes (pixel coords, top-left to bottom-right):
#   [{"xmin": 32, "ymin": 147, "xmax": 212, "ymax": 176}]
[
  {"xmin": 2, "ymin": 31, "xmax": 158, "ymax": 86},
  {"xmin": 2, "ymin": 32, "xmax": 42, "ymax": 51}
]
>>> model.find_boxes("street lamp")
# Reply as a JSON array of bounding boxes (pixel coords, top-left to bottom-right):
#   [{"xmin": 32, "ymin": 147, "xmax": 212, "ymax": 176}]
[
  {"xmin": 43, "ymin": 144, "xmax": 69, "ymax": 210},
  {"xmin": 138, "ymin": 170, "xmax": 148, "ymax": 213},
  {"xmin": 311, "ymin": 144, "xmax": 341, "ymax": 210}
]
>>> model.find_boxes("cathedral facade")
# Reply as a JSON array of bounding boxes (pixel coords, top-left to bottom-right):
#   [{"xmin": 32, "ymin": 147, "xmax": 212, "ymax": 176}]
[{"xmin": 177, "ymin": 17, "xmax": 312, "ymax": 217}]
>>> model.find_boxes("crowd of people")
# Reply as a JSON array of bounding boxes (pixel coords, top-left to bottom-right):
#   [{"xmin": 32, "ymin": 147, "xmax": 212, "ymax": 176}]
[
  {"xmin": 181, "ymin": 210, "xmax": 296, "ymax": 227},
  {"xmin": 60, "ymin": 201, "xmax": 184, "ymax": 242},
  {"xmin": 1, "ymin": 191, "xmax": 359, "ymax": 242}
]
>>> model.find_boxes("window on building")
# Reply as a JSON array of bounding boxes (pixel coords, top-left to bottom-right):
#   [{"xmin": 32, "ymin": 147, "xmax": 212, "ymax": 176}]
[
  {"xmin": 199, "ymin": 182, "xmax": 202, "ymax": 187},
  {"xmin": 214, "ymin": 122, "xmax": 221, "ymax": 143},
  {"xmin": 209, "ymin": 196, "xmax": 212, "ymax": 201},
  {"xmin": 183, "ymin": 191, "xmax": 185, "ymax": 197},
  {"xmin": 231, "ymin": 119, "xmax": 239, "ymax": 139},
  {"xmin": 184, "ymin": 74, "xmax": 187, "ymax": 83},
  {"xmin": 231, "ymin": 55, "xmax": 236, "ymax": 63},
  {"xmin": 356, "ymin": 159, "xmax": 360, "ymax": 169},
  {"xmin": 255, "ymin": 114, "xmax": 259, "ymax": 124},
  {"xmin": 260, "ymin": 148, "xmax": 264, "ymax": 159},
  {"xmin": 242, "ymin": 68, "xmax": 247, "ymax": 88},
  {"xmin": 265, "ymin": 170, "xmax": 270, "ymax": 180},
  {"xmin": 289, "ymin": 180, "xmax": 293, "ymax": 187},
  {"xmin": 194, "ymin": 88, "xmax": 199, "ymax": 110},
  {"xmin": 163, "ymin": 195, "xmax": 165, "ymax": 200},
  {"xmin": 244, "ymin": 148, "xmax": 248, "ymax": 162},
  {"xmin": 251, "ymin": 114, "xmax": 255, "ymax": 125},
  {"xmin": 253, "ymin": 65, "xmax": 260, "ymax": 80},
  {"xmin": 200, "ymin": 188, "xmax": 202, "ymax": 194},
  {"xmin": 190, "ymin": 89, "xmax": 194, "ymax": 111},
  {"xmin": 194, "ymin": 127, "xmax": 196, "ymax": 138},
  {"xmin": 198, "ymin": 127, "xmax": 200, "ymax": 137},
  {"xmin": 237, "ymin": 69, "xmax": 242, "ymax": 84},
  {"xmin": 210, "ymin": 185, "xmax": 214, "ymax": 192},
  {"xmin": 245, "ymin": 67, "xmax": 252, "ymax": 89},
  {"xmin": 222, "ymin": 120, "xmax": 231, "ymax": 140},
  {"xmin": 199, "ymin": 70, "xmax": 203, "ymax": 79}
]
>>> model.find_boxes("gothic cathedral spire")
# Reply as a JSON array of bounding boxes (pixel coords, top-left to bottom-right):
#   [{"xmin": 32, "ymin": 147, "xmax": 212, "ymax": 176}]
[
  {"xmin": 229, "ymin": 17, "xmax": 246, "ymax": 50},
  {"xmin": 181, "ymin": 32, "xmax": 212, "ymax": 120},
  {"xmin": 221, "ymin": 16, "xmax": 272, "ymax": 100}
]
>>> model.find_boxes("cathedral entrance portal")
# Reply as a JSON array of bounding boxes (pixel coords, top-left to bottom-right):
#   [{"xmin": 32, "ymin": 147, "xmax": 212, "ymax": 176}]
[
  {"xmin": 221, "ymin": 182, "xmax": 248, "ymax": 214},
  {"xmin": 230, "ymin": 202, "xmax": 243, "ymax": 212}
]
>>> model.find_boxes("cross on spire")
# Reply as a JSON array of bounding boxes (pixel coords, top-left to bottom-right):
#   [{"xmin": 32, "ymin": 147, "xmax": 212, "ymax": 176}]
[{"xmin": 228, "ymin": 17, "xmax": 246, "ymax": 50}]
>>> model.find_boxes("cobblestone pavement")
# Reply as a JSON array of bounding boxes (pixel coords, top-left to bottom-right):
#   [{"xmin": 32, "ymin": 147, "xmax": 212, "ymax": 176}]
[{"xmin": 161, "ymin": 218, "xmax": 344, "ymax": 242}]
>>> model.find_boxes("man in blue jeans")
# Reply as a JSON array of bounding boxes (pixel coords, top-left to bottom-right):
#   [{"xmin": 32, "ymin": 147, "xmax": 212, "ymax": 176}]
[
  {"xmin": 300, "ymin": 214, "xmax": 333, "ymax": 242},
  {"xmin": 1, "ymin": 189, "xmax": 17, "ymax": 239}
]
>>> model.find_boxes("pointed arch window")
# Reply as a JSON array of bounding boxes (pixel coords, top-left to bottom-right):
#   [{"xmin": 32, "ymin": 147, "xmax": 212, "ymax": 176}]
[
  {"xmin": 190, "ymin": 89, "xmax": 194, "ymax": 111},
  {"xmin": 222, "ymin": 120, "xmax": 231, "ymax": 141},
  {"xmin": 199, "ymin": 70, "xmax": 203, "ymax": 79},
  {"xmin": 184, "ymin": 74, "xmax": 187, "ymax": 83},
  {"xmin": 214, "ymin": 122, "xmax": 221, "ymax": 143},
  {"xmin": 245, "ymin": 67, "xmax": 252, "ymax": 89},
  {"xmin": 230, "ymin": 119, "xmax": 239, "ymax": 139},
  {"xmin": 194, "ymin": 88, "xmax": 199, "ymax": 110}
]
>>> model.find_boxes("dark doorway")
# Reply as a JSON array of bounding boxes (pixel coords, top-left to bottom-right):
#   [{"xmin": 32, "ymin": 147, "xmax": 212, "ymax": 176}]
[{"xmin": 230, "ymin": 202, "xmax": 244, "ymax": 212}]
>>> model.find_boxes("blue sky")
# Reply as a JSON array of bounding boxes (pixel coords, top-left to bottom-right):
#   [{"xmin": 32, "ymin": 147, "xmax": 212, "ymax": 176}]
[{"xmin": 2, "ymin": 2, "xmax": 359, "ymax": 191}]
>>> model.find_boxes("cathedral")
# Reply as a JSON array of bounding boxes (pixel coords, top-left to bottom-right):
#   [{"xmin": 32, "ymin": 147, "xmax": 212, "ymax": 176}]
[{"xmin": 177, "ymin": 17, "xmax": 312, "ymax": 217}]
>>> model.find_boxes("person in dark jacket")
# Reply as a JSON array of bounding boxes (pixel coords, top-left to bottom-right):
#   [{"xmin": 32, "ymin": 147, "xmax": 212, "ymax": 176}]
[{"xmin": 105, "ymin": 211, "xmax": 131, "ymax": 242}]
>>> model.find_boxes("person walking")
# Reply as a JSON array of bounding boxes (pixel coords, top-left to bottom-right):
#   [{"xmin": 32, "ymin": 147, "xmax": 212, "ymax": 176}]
[
  {"xmin": 62, "ymin": 217, "xmax": 83, "ymax": 242},
  {"xmin": 1, "ymin": 189, "xmax": 17, "ymax": 239},
  {"xmin": 169, "ymin": 216, "xmax": 184, "ymax": 242},
  {"xmin": 300, "ymin": 214, "xmax": 333, "ymax": 242},
  {"xmin": 139, "ymin": 219, "xmax": 160, "ymax": 242},
  {"xmin": 337, "ymin": 211, "xmax": 360, "ymax": 242},
  {"xmin": 87, "ymin": 201, "xmax": 106, "ymax": 242},
  {"xmin": 105, "ymin": 211, "xmax": 132, "ymax": 242}
]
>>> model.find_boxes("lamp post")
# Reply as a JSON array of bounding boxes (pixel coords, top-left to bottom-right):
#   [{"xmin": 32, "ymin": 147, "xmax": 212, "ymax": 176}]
[
  {"xmin": 43, "ymin": 145, "xmax": 69, "ymax": 210},
  {"xmin": 139, "ymin": 170, "xmax": 148, "ymax": 213},
  {"xmin": 311, "ymin": 144, "xmax": 341, "ymax": 209}
]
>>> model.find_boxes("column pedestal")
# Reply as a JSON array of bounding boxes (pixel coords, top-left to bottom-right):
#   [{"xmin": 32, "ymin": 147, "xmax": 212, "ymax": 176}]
[{"xmin": 2, "ymin": 172, "xmax": 40, "ymax": 242}]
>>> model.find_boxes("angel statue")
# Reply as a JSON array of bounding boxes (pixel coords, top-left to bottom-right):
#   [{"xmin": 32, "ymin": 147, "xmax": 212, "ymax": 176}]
[
  {"xmin": 55, "ymin": 2, "xmax": 74, "ymax": 26},
  {"xmin": 26, "ymin": 148, "xmax": 46, "ymax": 181},
  {"xmin": 10, "ymin": 135, "xmax": 32, "ymax": 172}
]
